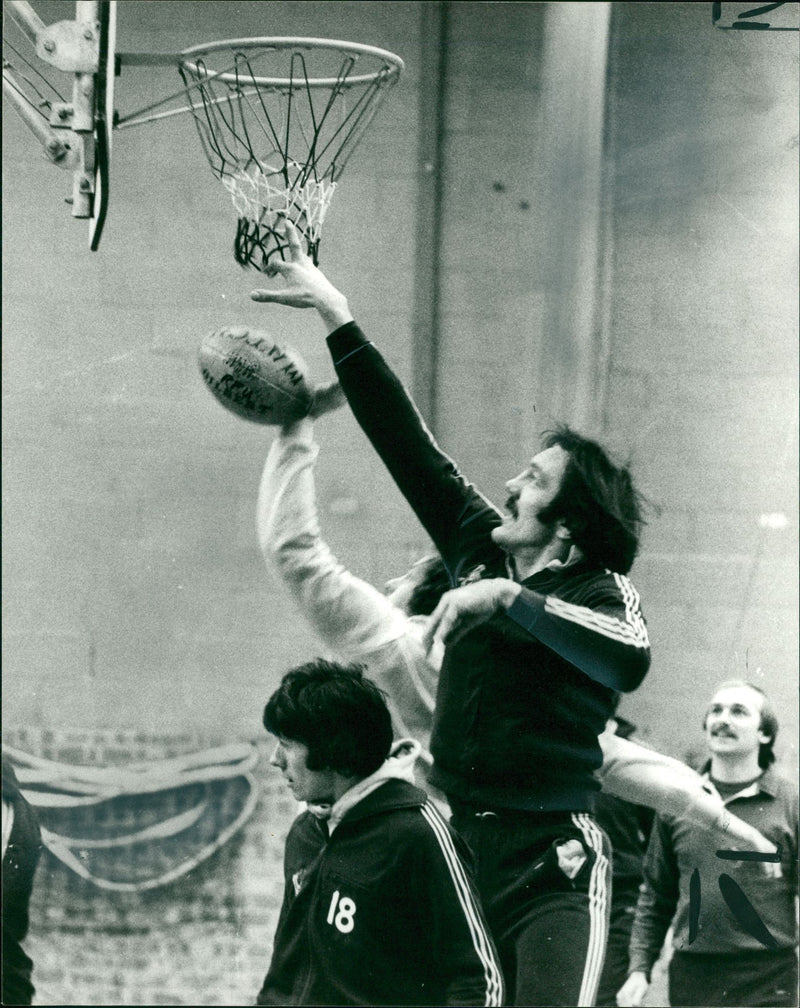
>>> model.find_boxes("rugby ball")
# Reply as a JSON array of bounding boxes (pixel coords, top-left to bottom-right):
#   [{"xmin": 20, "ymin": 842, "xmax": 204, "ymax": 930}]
[{"xmin": 199, "ymin": 326, "xmax": 313, "ymax": 425}]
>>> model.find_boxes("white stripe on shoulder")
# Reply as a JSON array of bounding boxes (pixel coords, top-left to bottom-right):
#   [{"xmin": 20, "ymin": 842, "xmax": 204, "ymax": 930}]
[
  {"xmin": 419, "ymin": 801, "xmax": 504, "ymax": 1006},
  {"xmin": 613, "ymin": 572, "xmax": 649, "ymax": 645},
  {"xmin": 544, "ymin": 575, "xmax": 649, "ymax": 650}
]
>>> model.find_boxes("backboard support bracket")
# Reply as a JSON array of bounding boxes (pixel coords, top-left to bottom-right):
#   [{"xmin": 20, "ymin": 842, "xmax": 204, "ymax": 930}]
[
  {"xmin": 2, "ymin": 0, "xmax": 112, "ymax": 231},
  {"xmin": 35, "ymin": 14, "xmax": 100, "ymax": 73}
]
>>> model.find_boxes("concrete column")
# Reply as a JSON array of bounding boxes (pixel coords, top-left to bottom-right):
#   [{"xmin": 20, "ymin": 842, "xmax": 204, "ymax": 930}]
[{"xmin": 537, "ymin": 2, "xmax": 611, "ymax": 431}]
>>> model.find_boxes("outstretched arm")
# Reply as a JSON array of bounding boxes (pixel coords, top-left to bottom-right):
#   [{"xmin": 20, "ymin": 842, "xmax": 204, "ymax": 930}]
[
  {"xmin": 422, "ymin": 576, "xmax": 650, "ymax": 693},
  {"xmin": 251, "ymin": 220, "xmax": 502, "ymax": 569},
  {"xmin": 599, "ymin": 732, "xmax": 780, "ymax": 872},
  {"xmin": 257, "ymin": 414, "xmax": 414, "ymax": 660},
  {"xmin": 257, "ymin": 397, "xmax": 439, "ymax": 748}
]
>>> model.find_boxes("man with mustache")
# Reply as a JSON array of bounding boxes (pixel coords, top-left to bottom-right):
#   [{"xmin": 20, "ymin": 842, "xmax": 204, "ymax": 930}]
[
  {"xmin": 251, "ymin": 219, "xmax": 651, "ymax": 1006},
  {"xmin": 255, "ymin": 399, "xmax": 780, "ymax": 868},
  {"xmin": 618, "ymin": 680, "xmax": 799, "ymax": 1007}
]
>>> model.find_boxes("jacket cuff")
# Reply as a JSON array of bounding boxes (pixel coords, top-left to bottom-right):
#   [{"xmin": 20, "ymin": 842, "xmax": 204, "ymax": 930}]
[
  {"xmin": 505, "ymin": 588, "xmax": 546, "ymax": 632},
  {"xmin": 627, "ymin": 959, "xmax": 653, "ymax": 983},
  {"xmin": 326, "ymin": 321, "xmax": 369, "ymax": 365}
]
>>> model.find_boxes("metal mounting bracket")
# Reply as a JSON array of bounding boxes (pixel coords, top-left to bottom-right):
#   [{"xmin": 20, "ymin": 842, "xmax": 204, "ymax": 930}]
[{"xmin": 36, "ymin": 17, "xmax": 100, "ymax": 73}]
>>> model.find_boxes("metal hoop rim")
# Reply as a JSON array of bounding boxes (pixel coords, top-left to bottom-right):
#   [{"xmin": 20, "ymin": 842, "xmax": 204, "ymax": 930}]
[{"xmin": 179, "ymin": 36, "xmax": 404, "ymax": 89}]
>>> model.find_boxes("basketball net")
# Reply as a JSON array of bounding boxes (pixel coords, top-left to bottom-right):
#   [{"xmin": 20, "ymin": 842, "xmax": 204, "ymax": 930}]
[
  {"xmin": 221, "ymin": 162, "xmax": 337, "ymax": 269},
  {"xmin": 178, "ymin": 40, "xmax": 403, "ymax": 270}
]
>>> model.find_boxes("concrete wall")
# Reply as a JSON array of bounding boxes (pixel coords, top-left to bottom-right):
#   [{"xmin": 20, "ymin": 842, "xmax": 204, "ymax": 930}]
[
  {"xmin": 603, "ymin": 3, "xmax": 798, "ymax": 759},
  {"xmin": 4, "ymin": 0, "xmax": 796, "ymax": 768},
  {"xmin": 2, "ymin": 2, "xmax": 797, "ymax": 1005},
  {"xmin": 3, "ymin": 0, "xmax": 427, "ymax": 741}
]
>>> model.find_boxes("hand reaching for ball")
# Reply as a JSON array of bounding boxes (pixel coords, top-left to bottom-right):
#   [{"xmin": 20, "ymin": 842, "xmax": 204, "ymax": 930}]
[
  {"xmin": 277, "ymin": 380, "xmax": 346, "ymax": 436},
  {"xmin": 250, "ymin": 220, "xmax": 353, "ymax": 335},
  {"xmin": 308, "ymin": 381, "xmax": 346, "ymax": 419}
]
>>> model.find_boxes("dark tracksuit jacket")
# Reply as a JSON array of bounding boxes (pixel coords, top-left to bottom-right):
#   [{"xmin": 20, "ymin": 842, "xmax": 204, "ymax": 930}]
[
  {"xmin": 327, "ymin": 322, "xmax": 651, "ymax": 814},
  {"xmin": 257, "ymin": 778, "xmax": 504, "ymax": 1006}
]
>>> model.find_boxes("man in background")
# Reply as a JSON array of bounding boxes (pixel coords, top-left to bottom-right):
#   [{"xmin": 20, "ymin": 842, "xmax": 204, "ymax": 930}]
[{"xmin": 618, "ymin": 680, "xmax": 798, "ymax": 1008}]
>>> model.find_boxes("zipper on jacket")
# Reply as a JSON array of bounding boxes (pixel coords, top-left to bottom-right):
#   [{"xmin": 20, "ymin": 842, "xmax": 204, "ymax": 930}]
[{"xmin": 298, "ymin": 831, "xmax": 330, "ymax": 1004}]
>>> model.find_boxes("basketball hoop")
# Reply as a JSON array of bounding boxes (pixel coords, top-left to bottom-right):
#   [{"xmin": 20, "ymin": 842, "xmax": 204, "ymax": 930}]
[
  {"xmin": 5, "ymin": 9, "xmax": 404, "ymax": 258},
  {"xmin": 176, "ymin": 38, "xmax": 404, "ymax": 271}
]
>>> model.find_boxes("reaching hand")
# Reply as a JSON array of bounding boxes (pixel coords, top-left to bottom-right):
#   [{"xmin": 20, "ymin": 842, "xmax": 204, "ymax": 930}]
[
  {"xmin": 421, "ymin": 579, "xmax": 521, "ymax": 656},
  {"xmin": 277, "ymin": 380, "xmax": 346, "ymax": 435},
  {"xmin": 250, "ymin": 220, "xmax": 353, "ymax": 333},
  {"xmin": 616, "ymin": 971, "xmax": 649, "ymax": 1007},
  {"xmin": 307, "ymin": 381, "xmax": 347, "ymax": 420}
]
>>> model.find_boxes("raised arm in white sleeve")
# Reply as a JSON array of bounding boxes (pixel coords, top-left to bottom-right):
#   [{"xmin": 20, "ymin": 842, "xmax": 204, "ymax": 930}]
[
  {"xmin": 598, "ymin": 730, "xmax": 778, "ymax": 860},
  {"xmin": 256, "ymin": 420, "xmax": 437, "ymax": 751},
  {"xmin": 257, "ymin": 419, "xmax": 411, "ymax": 657}
]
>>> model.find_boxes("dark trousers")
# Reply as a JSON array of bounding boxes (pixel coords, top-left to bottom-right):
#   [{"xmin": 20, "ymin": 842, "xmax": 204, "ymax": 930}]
[
  {"xmin": 669, "ymin": 949, "xmax": 799, "ymax": 1007},
  {"xmin": 595, "ymin": 897, "xmax": 637, "ymax": 1007},
  {"xmin": 450, "ymin": 803, "xmax": 611, "ymax": 1007}
]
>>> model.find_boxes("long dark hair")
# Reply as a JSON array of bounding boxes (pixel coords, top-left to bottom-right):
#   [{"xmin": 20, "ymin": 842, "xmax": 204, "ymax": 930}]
[{"xmin": 537, "ymin": 425, "xmax": 645, "ymax": 574}]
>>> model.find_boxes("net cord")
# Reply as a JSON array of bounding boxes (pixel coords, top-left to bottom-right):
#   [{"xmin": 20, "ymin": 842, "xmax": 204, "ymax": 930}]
[{"xmin": 175, "ymin": 41, "xmax": 400, "ymax": 268}]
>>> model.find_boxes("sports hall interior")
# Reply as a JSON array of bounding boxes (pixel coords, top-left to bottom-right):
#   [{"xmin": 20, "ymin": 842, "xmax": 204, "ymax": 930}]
[{"xmin": 2, "ymin": 2, "xmax": 797, "ymax": 1004}]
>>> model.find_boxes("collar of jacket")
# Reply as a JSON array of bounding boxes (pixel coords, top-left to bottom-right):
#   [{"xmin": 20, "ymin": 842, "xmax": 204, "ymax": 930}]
[
  {"xmin": 327, "ymin": 738, "xmax": 423, "ymax": 835},
  {"xmin": 302, "ymin": 780, "xmax": 428, "ymax": 846},
  {"xmin": 332, "ymin": 777, "xmax": 428, "ymax": 835},
  {"xmin": 521, "ymin": 546, "xmax": 592, "ymax": 587},
  {"xmin": 701, "ymin": 762, "xmax": 780, "ymax": 801}
]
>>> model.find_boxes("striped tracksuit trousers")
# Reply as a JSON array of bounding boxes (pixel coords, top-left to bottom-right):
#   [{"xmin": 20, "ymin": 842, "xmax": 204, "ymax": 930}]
[{"xmin": 449, "ymin": 803, "xmax": 612, "ymax": 1007}]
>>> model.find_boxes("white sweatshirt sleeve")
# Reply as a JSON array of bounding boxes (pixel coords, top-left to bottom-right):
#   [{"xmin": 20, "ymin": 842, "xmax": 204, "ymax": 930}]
[
  {"xmin": 598, "ymin": 731, "xmax": 776, "ymax": 854},
  {"xmin": 256, "ymin": 420, "xmax": 412, "ymax": 657}
]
